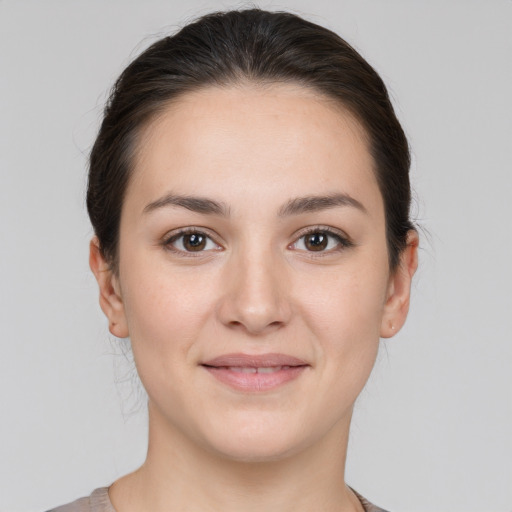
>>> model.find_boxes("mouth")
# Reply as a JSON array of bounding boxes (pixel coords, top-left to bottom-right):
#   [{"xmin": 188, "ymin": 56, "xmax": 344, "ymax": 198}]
[
  {"xmin": 201, "ymin": 353, "xmax": 309, "ymax": 392},
  {"xmin": 213, "ymin": 365, "xmax": 296, "ymax": 373}
]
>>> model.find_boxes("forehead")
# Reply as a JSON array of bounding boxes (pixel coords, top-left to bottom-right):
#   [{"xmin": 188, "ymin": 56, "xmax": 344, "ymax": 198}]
[{"xmin": 128, "ymin": 83, "xmax": 382, "ymax": 217}]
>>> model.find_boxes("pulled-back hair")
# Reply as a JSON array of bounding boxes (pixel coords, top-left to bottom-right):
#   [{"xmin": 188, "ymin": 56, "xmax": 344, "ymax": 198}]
[{"xmin": 88, "ymin": 8, "xmax": 414, "ymax": 271}]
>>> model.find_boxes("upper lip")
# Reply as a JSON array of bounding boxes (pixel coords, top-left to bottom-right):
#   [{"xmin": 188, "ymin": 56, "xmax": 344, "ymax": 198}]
[{"xmin": 201, "ymin": 353, "xmax": 309, "ymax": 367}]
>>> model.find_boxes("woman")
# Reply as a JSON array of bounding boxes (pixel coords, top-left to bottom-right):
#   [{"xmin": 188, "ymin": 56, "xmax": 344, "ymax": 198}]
[{"xmin": 49, "ymin": 8, "xmax": 418, "ymax": 512}]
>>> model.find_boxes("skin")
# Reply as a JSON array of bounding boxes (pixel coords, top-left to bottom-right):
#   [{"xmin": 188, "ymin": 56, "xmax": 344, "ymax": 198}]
[{"xmin": 90, "ymin": 83, "xmax": 418, "ymax": 512}]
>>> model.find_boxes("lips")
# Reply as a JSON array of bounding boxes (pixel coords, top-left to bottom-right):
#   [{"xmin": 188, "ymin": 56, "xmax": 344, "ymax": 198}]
[
  {"xmin": 202, "ymin": 353, "xmax": 308, "ymax": 368},
  {"xmin": 201, "ymin": 353, "xmax": 309, "ymax": 392},
  {"xmin": 224, "ymin": 366, "xmax": 292, "ymax": 373}
]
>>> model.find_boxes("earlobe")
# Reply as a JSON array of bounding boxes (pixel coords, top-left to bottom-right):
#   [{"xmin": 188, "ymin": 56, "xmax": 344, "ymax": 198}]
[
  {"xmin": 380, "ymin": 230, "xmax": 419, "ymax": 338},
  {"xmin": 89, "ymin": 237, "xmax": 129, "ymax": 338}
]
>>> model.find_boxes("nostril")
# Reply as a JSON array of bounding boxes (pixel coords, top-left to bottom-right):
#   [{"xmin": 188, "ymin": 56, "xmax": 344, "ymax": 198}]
[
  {"xmin": 226, "ymin": 319, "xmax": 284, "ymax": 335},
  {"xmin": 217, "ymin": 283, "xmax": 292, "ymax": 334},
  {"xmin": 228, "ymin": 320, "xmax": 254, "ymax": 332}
]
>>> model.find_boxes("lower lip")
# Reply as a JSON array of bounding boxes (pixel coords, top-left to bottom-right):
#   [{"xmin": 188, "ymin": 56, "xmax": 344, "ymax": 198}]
[{"xmin": 202, "ymin": 365, "xmax": 308, "ymax": 392}]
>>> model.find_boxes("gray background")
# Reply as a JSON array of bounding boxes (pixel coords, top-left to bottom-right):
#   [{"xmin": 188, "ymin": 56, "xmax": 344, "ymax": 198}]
[{"xmin": 1, "ymin": 1, "xmax": 511, "ymax": 511}]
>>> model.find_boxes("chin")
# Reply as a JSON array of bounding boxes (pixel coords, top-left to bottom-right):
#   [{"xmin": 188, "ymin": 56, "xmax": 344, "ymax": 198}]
[
  {"xmin": 202, "ymin": 416, "xmax": 312, "ymax": 464},
  {"xmin": 210, "ymin": 438, "xmax": 303, "ymax": 464}
]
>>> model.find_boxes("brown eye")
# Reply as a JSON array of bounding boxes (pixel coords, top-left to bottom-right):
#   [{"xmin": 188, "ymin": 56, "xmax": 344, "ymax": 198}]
[
  {"xmin": 292, "ymin": 228, "xmax": 352, "ymax": 254},
  {"xmin": 304, "ymin": 232, "xmax": 328, "ymax": 251},
  {"xmin": 183, "ymin": 233, "xmax": 207, "ymax": 251},
  {"xmin": 166, "ymin": 230, "xmax": 219, "ymax": 254}
]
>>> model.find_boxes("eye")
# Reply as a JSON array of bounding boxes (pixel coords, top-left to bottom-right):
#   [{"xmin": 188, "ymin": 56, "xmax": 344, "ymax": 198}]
[
  {"xmin": 291, "ymin": 228, "xmax": 352, "ymax": 253},
  {"xmin": 164, "ymin": 229, "xmax": 221, "ymax": 254}
]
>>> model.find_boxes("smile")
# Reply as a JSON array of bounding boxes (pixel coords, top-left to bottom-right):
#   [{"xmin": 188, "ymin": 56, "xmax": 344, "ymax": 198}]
[
  {"xmin": 223, "ymin": 366, "xmax": 292, "ymax": 373},
  {"xmin": 201, "ymin": 353, "xmax": 309, "ymax": 392}
]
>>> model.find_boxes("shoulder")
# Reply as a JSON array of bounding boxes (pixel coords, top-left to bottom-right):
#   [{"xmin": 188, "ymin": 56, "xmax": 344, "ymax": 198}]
[
  {"xmin": 45, "ymin": 488, "xmax": 115, "ymax": 512},
  {"xmin": 47, "ymin": 486, "xmax": 387, "ymax": 512},
  {"xmin": 352, "ymin": 488, "xmax": 390, "ymax": 512}
]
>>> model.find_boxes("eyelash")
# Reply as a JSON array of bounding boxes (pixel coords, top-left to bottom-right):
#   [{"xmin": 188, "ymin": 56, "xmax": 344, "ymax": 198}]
[
  {"xmin": 162, "ymin": 228, "xmax": 222, "ymax": 258},
  {"xmin": 162, "ymin": 226, "xmax": 353, "ymax": 257},
  {"xmin": 290, "ymin": 226, "xmax": 354, "ymax": 256}
]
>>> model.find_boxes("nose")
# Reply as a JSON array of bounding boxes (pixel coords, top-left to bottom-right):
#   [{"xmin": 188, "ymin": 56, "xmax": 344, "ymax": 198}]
[{"xmin": 216, "ymin": 246, "xmax": 292, "ymax": 336}]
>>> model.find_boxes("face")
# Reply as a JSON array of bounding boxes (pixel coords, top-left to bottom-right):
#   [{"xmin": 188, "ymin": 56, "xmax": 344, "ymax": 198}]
[{"xmin": 91, "ymin": 83, "xmax": 416, "ymax": 462}]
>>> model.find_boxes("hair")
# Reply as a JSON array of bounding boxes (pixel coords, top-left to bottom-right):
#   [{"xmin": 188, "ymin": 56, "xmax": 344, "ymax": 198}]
[{"xmin": 87, "ymin": 8, "xmax": 415, "ymax": 272}]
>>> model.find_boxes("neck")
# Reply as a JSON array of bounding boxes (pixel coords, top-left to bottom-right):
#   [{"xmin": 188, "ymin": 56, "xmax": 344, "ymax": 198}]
[{"xmin": 110, "ymin": 401, "xmax": 362, "ymax": 512}]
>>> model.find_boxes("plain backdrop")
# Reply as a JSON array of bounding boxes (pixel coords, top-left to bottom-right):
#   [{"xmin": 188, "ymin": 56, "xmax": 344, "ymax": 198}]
[{"xmin": 1, "ymin": 1, "xmax": 511, "ymax": 511}]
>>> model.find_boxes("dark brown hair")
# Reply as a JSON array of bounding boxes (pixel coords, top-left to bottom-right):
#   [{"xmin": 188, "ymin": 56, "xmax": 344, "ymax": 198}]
[{"xmin": 88, "ymin": 8, "xmax": 414, "ymax": 271}]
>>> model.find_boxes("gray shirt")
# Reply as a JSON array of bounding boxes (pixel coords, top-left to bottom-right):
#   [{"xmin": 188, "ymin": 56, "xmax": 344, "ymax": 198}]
[{"xmin": 47, "ymin": 487, "xmax": 389, "ymax": 512}]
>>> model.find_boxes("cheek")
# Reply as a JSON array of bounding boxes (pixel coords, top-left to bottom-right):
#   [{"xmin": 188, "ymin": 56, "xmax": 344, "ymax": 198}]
[
  {"xmin": 297, "ymin": 261, "xmax": 388, "ymax": 340},
  {"xmin": 118, "ymin": 258, "xmax": 216, "ymax": 392},
  {"xmin": 294, "ymin": 258, "xmax": 388, "ymax": 388}
]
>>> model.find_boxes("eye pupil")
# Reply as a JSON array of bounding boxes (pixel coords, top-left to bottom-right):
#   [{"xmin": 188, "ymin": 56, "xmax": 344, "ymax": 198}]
[
  {"xmin": 184, "ymin": 233, "xmax": 206, "ymax": 251},
  {"xmin": 305, "ymin": 232, "xmax": 328, "ymax": 251}
]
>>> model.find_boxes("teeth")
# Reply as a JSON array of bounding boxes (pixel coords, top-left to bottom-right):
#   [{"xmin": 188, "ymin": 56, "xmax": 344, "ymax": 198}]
[
  {"xmin": 227, "ymin": 366, "xmax": 285, "ymax": 373},
  {"xmin": 229, "ymin": 367, "xmax": 257, "ymax": 373},
  {"xmin": 256, "ymin": 366, "xmax": 282, "ymax": 373}
]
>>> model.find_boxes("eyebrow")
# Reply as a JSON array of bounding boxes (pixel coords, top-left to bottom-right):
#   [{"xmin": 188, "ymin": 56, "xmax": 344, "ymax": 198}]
[
  {"xmin": 277, "ymin": 193, "xmax": 367, "ymax": 217},
  {"xmin": 143, "ymin": 192, "xmax": 367, "ymax": 217},
  {"xmin": 143, "ymin": 193, "xmax": 230, "ymax": 216}
]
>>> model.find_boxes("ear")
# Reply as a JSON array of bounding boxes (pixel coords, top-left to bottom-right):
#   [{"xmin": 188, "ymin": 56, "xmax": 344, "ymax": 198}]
[
  {"xmin": 380, "ymin": 230, "xmax": 419, "ymax": 338},
  {"xmin": 89, "ymin": 237, "xmax": 129, "ymax": 338}
]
